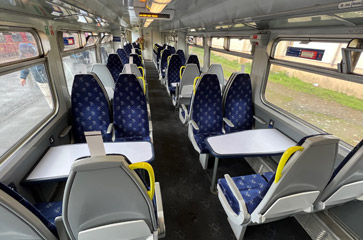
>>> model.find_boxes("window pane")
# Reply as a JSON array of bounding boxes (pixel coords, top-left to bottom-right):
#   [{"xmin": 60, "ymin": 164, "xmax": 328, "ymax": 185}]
[
  {"xmin": 274, "ymin": 40, "xmax": 348, "ymax": 68},
  {"xmin": 85, "ymin": 32, "xmax": 98, "ymax": 46},
  {"xmin": 0, "ymin": 64, "xmax": 54, "ymax": 158},
  {"xmin": 211, "ymin": 38, "xmax": 224, "ymax": 49},
  {"xmin": 0, "ymin": 31, "xmax": 39, "ymax": 64},
  {"xmin": 265, "ymin": 64, "xmax": 363, "ymax": 146},
  {"xmin": 62, "ymin": 48, "xmax": 97, "ymax": 93},
  {"xmin": 230, "ymin": 38, "xmax": 252, "ymax": 54},
  {"xmin": 63, "ymin": 32, "xmax": 80, "ymax": 51},
  {"xmin": 101, "ymin": 43, "xmax": 113, "ymax": 63},
  {"xmin": 188, "ymin": 45, "xmax": 204, "ymax": 68},
  {"xmin": 195, "ymin": 37, "xmax": 203, "ymax": 46},
  {"xmin": 210, "ymin": 50, "xmax": 252, "ymax": 79}
]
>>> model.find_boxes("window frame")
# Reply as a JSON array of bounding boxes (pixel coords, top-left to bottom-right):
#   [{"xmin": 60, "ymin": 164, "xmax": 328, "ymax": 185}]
[
  {"xmin": 0, "ymin": 28, "xmax": 57, "ymax": 163},
  {"xmin": 262, "ymin": 37, "xmax": 363, "ymax": 147}
]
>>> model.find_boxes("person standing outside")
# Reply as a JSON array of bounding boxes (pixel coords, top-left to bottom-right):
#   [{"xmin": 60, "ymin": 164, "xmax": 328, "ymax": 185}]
[{"xmin": 19, "ymin": 43, "xmax": 53, "ymax": 108}]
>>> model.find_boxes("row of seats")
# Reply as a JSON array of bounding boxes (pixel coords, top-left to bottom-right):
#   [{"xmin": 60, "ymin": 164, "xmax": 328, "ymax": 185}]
[
  {"xmin": 0, "ymin": 146, "xmax": 165, "ymax": 239},
  {"xmin": 217, "ymin": 135, "xmax": 363, "ymax": 239}
]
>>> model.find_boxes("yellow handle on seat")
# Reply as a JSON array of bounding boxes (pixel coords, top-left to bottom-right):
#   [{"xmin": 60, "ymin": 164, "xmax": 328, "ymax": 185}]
[
  {"xmin": 167, "ymin": 55, "xmax": 171, "ymax": 65},
  {"xmin": 138, "ymin": 66, "xmax": 145, "ymax": 79},
  {"xmin": 129, "ymin": 162, "xmax": 155, "ymax": 200},
  {"xmin": 180, "ymin": 66, "xmax": 186, "ymax": 80},
  {"xmin": 193, "ymin": 77, "xmax": 201, "ymax": 94},
  {"xmin": 274, "ymin": 146, "xmax": 304, "ymax": 183},
  {"xmin": 137, "ymin": 76, "xmax": 146, "ymax": 94}
]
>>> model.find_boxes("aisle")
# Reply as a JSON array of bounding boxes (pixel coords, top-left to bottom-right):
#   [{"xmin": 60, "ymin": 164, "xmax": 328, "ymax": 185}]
[{"xmin": 144, "ymin": 61, "xmax": 311, "ymax": 240}]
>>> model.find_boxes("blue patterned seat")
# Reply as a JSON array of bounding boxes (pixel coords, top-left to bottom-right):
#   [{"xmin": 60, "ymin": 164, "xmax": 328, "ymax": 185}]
[
  {"xmin": 176, "ymin": 49, "xmax": 186, "ymax": 66},
  {"xmin": 187, "ymin": 55, "xmax": 201, "ymax": 73},
  {"xmin": 159, "ymin": 49, "xmax": 171, "ymax": 79},
  {"xmin": 130, "ymin": 53, "xmax": 144, "ymax": 76},
  {"xmin": 71, "ymin": 74, "xmax": 112, "ymax": 143},
  {"xmin": 116, "ymin": 48, "xmax": 129, "ymax": 65},
  {"xmin": 166, "ymin": 54, "xmax": 182, "ymax": 96},
  {"xmin": 0, "ymin": 182, "xmax": 61, "ymax": 237},
  {"xmin": 124, "ymin": 42, "xmax": 132, "ymax": 56},
  {"xmin": 156, "ymin": 45, "xmax": 164, "ymax": 69},
  {"xmin": 223, "ymin": 73, "xmax": 253, "ymax": 133},
  {"xmin": 106, "ymin": 53, "xmax": 123, "ymax": 82},
  {"xmin": 135, "ymin": 48, "xmax": 142, "ymax": 55},
  {"xmin": 218, "ymin": 172, "xmax": 274, "ymax": 214},
  {"xmin": 113, "ymin": 74, "xmax": 150, "ymax": 142},
  {"xmin": 169, "ymin": 46, "xmax": 176, "ymax": 54},
  {"xmin": 189, "ymin": 74, "xmax": 223, "ymax": 154}
]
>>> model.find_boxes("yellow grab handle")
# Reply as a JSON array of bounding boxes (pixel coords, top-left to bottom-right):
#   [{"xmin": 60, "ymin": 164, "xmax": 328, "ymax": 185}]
[
  {"xmin": 167, "ymin": 55, "xmax": 171, "ymax": 65},
  {"xmin": 193, "ymin": 77, "xmax": 201, "ymax": 94},
  {"xmin": 129, "ymin": 162, "xmax": 155, "ymax": 200},
  {"xmin": 180, "ymin": 66, "xmax": 186, "ymax": 80},
  {"xmin": 138, "ymin": 66, "xmax": 145, "ymax": 79},
  {"xmin": 137, "ymin": 77, "xmax": 146, "ymax": 95},
  {"xmin": 275, "ymin": 146, "xmax": 304, "ymax": 183}
]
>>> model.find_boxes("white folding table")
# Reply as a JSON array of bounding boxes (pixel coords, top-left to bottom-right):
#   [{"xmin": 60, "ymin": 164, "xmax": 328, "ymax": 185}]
[
  {"xmin": 25, "ymin": 141, "xmax": 154, "ymax": 183},
  {"xmin": 205, "ymin": 128, "xmax": 296, "ymax": 192}
]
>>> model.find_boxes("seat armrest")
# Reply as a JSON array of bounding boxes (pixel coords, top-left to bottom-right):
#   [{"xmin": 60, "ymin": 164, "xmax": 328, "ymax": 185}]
[
  {"xmin": 107, "ymin": 123, "xmax": 113, "ymax": 134},
  {"xmin": 59, "ymin": 125, "xmax": 72, "ymax": 138},
  {"xmin": 181, "ymin": 104, "xmax": 188, "ymax": 113},
  {"xmin": 55, "ymin": 216, "xmax": 71, "ymax": 240},
  {"xmin": 253, "ymin": 115, "xmax": 267, "ymax": 125},
  {"xmin": 223, "ymin": 118, "xmax": 235, "ymax": 128},
  {"xmin": 225, "ymin": 174, "xmax": 250, "ymax": 224},
  {"xmin": 190, "ymin": 120, "xmax": 199, "ymax": 131},
  {"xmin": 155, "ymin": 182, "xmax": 166, "ymax": 238}
]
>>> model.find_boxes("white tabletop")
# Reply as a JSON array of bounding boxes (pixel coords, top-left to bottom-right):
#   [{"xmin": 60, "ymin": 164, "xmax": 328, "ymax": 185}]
[
  {"xmin": 206, "ymin": 129, "xmax": 296, "ymax": 158},
  {"xmin": 26, "ymin": 142, "xmax": 154, "ymax": 183}
]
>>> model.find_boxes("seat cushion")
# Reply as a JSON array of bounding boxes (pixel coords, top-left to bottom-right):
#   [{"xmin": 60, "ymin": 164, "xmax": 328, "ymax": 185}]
[
  {"xmin": 115, "ymin": 135, "xmax": 151, "ymax": 142},
  {"xmin": 35, "ymin": 201, "xmax": 62, "ymax": 226},
  {"xmin": 218, "ymin": 172, "xmax": 274, "ymax": 214},
  {"xmin": 194, "ymin": 131, "xmax": 222, "ymax": 154}
]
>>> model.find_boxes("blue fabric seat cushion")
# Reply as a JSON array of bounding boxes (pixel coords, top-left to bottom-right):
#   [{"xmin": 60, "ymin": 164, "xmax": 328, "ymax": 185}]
[
  {"xmin": 115, "ymin": 135, "xmax": 151, "ymax": 142},
  {"xmin": 218, "ymin": 172, "xmax": 274, "ymax": 214},
  {"xmin": 35, "ymin": 201, "xmax": 62, "ymax": 226},
  {"xmin": 194, "ymin": 131, "xmax": 223, "ymax": 154}
]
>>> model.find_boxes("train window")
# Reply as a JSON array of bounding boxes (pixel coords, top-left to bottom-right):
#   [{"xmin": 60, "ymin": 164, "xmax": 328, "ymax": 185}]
[
  {"xmin": 63, "ymin": 32, "xmax": 80, "ymax": 51},
  {"xmin": 273, "ymin": 40, "xmax": 348, "ymax": 69},
  {"xmin": 0, "ymin": 31, "xmax": 39, "ymax": 64},
  {"xmin": 195, "ymin": 37, "xmax": 203, "ymax": 46},
  {"xmin": 210, "ymin": 51, "xmax": 252, "ymax": 79},
  {"xmin": 211, "ymin": 38, "xmax": 224, "ymax": 49},
  {"xmin": 100, "ymin": 33, "xmax": 113, "ymax": 63},
  {"xmin": 230, "ymin": 38, "xmax": 252, "ymax": 54},
  {"xmin": 188, "ymin": 45, "xmax": 204, "ymax": 68},
  {"xmin": 85, "ymin": 32, "xmax": 98, "ymax": 46},
  {"xmin": 264, "ymin": 64, "xmax": 363, "ymax": 146}
]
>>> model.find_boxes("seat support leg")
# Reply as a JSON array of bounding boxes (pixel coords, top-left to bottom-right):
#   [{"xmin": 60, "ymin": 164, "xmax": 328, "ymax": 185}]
[
  {"xmin": 227, "ymin": 217, "xmax": 247, "ymax": 240},
  {"xmin": 210, "ymin": 157, "xmax": 219, "ymax": 194}
]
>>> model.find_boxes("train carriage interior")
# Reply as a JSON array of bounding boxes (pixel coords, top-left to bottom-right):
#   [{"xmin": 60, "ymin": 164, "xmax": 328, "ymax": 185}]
[{"xmin": 1, "ymin": 0, "xmax": 363, "ymax": 239}]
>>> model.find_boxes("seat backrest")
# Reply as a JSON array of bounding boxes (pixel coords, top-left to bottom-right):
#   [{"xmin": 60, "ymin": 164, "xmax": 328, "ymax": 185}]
[
  {"xmin": 208, "ymin": 64, "xmax": 225, "ymax": 87},
  {"xmin": 252, "ymin": 135, "xmax": 339, "ymax": 220},
  {"xmin": 122, "ymin": 64, "xmax": 145, "ymax": 92},
  {"xmin": 169, "ymin": 46, "xmax": 176, "ymax": 54},
  {"xmin": 113, "ymin": 74, "xmax": 149, "ymax": 142},
  {"xmin": 106, "ymin": 53, "xmax": 123, "ymax": 82},
  {"xmin": 71, "ymin": 74, "xmax": 112, "ymax": 143},
  {"xmin": 91, "ymin": 64, "xmax": 115, "ymax": 89},
  {"xmin": 176, "ymin": 49, "xmax": 186, "ymax": 66},
  {"xmin": 135, "ymin": 48, "xmax": 142, "ymax": 55},
  {"xmin": 116, "ymin": 48, "xmax": 129, "ymax": 65},
  {"xmin": 222, "ymin": 73, "xmax": 253, "ymax": 133},
  {"xmin": 124, "ymin": 43, "xmax": 132, "ymax": 56},
  {"xmin": 179, "ymin": 64, "xmax": 200, "ymax": 96},
  {"xmin": 130, "ymin": 53, "xmax": 143, "ymax": 68},
  {"xmin": 167, "ymin": 54, "xmax": 182, "ymax": 88},
  {"xmin": 160, "ymin": 49, "xmax": 171, "ymax": 78},
  {"xmin": 101, "ymin": 47, "xmax": 108, "ymax": 63},
  {"xmin": 186, "ymin": 55, "xmax": 200, "ymax": 72},
  {"xmin": 62, "ymin": 155, "xmax": 157, "ymax": 240},
  {"xmin": 190, "ymin": 74, "xmax": 222, "ymax": 134},
  {"xmin": 316, "ymin": 139, "xmax": 363, "ymax": 207},
  {"xmin": 0, "ymin": 182, "xmax": 58, "ymax": 240}
]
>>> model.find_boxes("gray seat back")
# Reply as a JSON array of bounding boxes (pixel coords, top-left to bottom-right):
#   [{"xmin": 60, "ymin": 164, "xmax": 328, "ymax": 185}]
[
  {"xmin": 122, "ymin": 63, "xmax": 142, "ymax": 78},
  {"xmin": 207, "ymin": 64, "xmax": 225, "ymax": 88},
  {"xmin": 180, "ymin": 64, "xmax": 200, "ymax": 96},
  {"xmin": 91, "ymin": 63, "xmax": 115, "ymax": 89},
  {"xmin": 252, "ymin": 135, "xmax": 339, "ymax": 221},
  {"xmin": 62, "ymin": 155, "xmax": 157, "ymax": 240}
]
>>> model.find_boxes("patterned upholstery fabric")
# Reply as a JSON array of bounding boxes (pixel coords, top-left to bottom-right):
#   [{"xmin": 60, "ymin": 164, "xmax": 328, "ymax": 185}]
[
  {"xmin": 35, "ymin": 202, "xmax": 62, "ymax": 226},
  {"xmin": 160, "ymin": 49, "xmax": 171, "ymax": 78},
  {"xmin": 156, "ymin": 45, "xmax": 164, "ymax": 65},
  {"xmin": 0, "ymin": 182, "xmax": 60, "ymax": 236},
  {"xmin": 124, "ymin": 43, "xmax": 132, "ymax": 56},
  {"xmin": 113, "ymin": 74, "xmax": 150, "ymax": 142},
  {"xmin": 135, "ymin": 49, "xmax": 142, "ymax": 55},
  {"xmin": 71, "ymin": 74, "xmax": 112, "ymax": 143},
  {"xmin": 130, "ymin": 53, "xmax": 144, "ymax": 76},
  {"xmin": 106, "ymin": 54, "xmax": 123, "ymax": 82},
  {"xmin": 116, "ymin": 48, "xmax": 129, "ymax": 65},
  {"xmin": 218, "ymin": 172, "xmax": 275, "ymax": 214},
  {"xmin": 187, "ymin": 55, "xmax": 200, "ymax": 72},
  {"xmin": 191, "ymin": 74, "xmax": 223, "ymax": 153},
  {"xmin": 167, "ymin": 55, "xmax": 182, "ymax": 95},
  {"xmin": 169, "ymin": 46, "xmax": 176, "ymax": 54},
  {"xmin": 176, "ymin": 49, "xmax": 186, "ymax": 66},
  {"xmin": 224, "ymin": 74, "xmax": 253, "ymax": 133},
  {"xmin": 330, "ymin": 139, "xmax": 363, "ymax": 181}
]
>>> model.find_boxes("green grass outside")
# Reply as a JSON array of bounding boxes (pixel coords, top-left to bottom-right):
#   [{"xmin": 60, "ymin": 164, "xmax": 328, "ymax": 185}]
[{"xmin": 269, "ymin": 71, "xmax": 363, "ymax": 111}]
